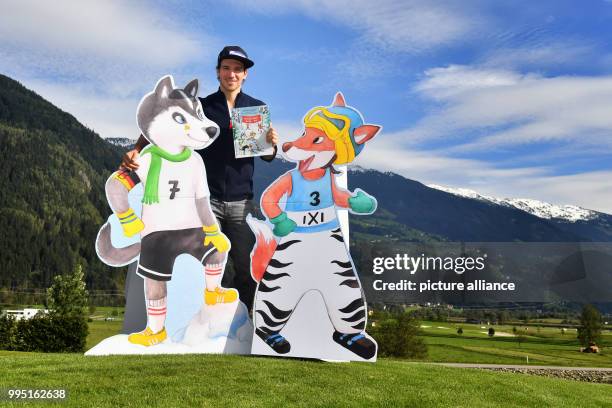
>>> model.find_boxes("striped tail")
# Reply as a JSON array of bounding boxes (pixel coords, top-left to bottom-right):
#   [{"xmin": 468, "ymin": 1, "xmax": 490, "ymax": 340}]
[{"xmin": 246, "ymin": 214, "xmax": 277, "ymax": 282}]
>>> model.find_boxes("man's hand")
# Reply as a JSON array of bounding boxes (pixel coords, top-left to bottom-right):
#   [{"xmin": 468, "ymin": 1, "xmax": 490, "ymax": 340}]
[
  {"xmin": 121, "ymin": 149, "xmax": 140, "ymax": 170},
  {"xmin": 266, "ymin": 126, "xmax": 279, "ymax": 146}
]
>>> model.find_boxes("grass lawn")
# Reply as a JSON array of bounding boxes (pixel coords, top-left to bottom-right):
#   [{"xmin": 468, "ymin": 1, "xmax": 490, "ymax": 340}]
[
  {"xmin": 1, "ymin": 351, "xmax": 611, "ymax": 408},
  {"xmin": 84, "ymin": 319, "xmax": 612, "ymax": 367},
  {"xmin": 418, "ymin": 321, "xmax": 612, "ymax": 367},
  {"xmin": 86, "ymin": 320, "xmax": 123, "ymax": 350},
  {"xmin": 87, "ymin": 306, "xmax": 125, "ymax": 321}
]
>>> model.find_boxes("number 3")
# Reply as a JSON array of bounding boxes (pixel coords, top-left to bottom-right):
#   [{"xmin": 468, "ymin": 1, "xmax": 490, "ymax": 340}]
[{"xmin": 310, "ymin": 191, "xmax": 320, "ymax": 206}]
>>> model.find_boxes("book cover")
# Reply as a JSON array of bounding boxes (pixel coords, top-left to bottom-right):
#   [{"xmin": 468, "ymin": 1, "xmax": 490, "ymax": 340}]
[{"xmin": 231, "ymin": 105, "xmax": 273, "ymax": 158}]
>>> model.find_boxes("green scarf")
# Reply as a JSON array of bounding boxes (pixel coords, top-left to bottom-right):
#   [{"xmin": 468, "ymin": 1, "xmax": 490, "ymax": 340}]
[{"xmin": 141, "ymin": 145, "xmax": 192, "ymax": 204}]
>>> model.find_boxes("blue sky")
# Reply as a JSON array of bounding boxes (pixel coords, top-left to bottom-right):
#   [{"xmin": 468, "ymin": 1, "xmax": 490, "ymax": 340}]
[{"xmin": 1, "ymin": 0, "xmax": 612, "ymax": 212}]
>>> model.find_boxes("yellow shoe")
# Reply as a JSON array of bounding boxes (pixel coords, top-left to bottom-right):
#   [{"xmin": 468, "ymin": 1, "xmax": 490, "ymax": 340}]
[
  {"xmin": 204, "ymin": 287, "xmax": 238, "ymax": 305},
  {"xmin": 128, "ymin": 327, "xmax": 167, "ymax": 346}
]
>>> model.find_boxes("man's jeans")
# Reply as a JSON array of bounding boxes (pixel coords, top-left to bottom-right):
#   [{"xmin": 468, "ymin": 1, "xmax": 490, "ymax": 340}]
[{"xmin": 210, "ymin": 198, "xmax": 257, "ymax": 311}]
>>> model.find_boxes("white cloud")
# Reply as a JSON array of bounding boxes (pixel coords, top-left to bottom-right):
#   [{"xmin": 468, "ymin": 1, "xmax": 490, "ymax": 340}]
[
  {"xmin": 414, "ymin": 65, "xmax": 532, "ymax": 100},
  {"xmin": 258, "ymin": 75, "xmax": 612, "ymax": 213},
  {"xmin": 24, "ymin": 74, "xmax": 220, "ymax": 140},
  {"xmin": 358, "ymin": 135, "xmax": 612, "ymax": 213},
  {"xmin": 0, "ymin": 0, "xmax": 208, "ymax": 66},
  {"xmin": 507, "ymin": 171, "xmax": 612, "ymax": 214},
  {"xmin": 358, "ymin": 131, "xmax": 546, "ymax": 188},
  {"xmin": 272, "ymin": 121, "xmax": 304, "ymax": 145},
  {"xmin": 0, "ymin": 1, "xmax": 222, "ymax": 139},
  {"xmin": 346, "ymin": 65, "xmax": 612, "ymax": 213},
  {"xmin": 227, "ymin": 0, "xmax": 480, "ymax": 52},
  {"xmin": 0, "ymin": 0, "xmax": 220, "ymax": 100},
  {"xmin": 481, "ymin": 42, "xmax": 594, "ymax": 70},
  {"xmin": 410, "ymin": 65, "xmax": 612, "ymax": 151},
  {"xmin": 26, "ymin": 79, "xmax": 140, "ymax": 139}
]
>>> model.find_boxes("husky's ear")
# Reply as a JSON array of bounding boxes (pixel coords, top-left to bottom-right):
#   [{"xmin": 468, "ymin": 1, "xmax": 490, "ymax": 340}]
[
  {"xmin": 184, "ymin": 79, "xmax": 199, "ymax": 98},
  {"xmin": 332, "ymin": 92, "xmax": 346, "ymax": 107},
  {"xmin": 353, "ymin": 124, "xmax": 381, "ymax": 145},
  {"xmin": 154, "ymin": 75, "xmax": 174, "ymax": 100}
]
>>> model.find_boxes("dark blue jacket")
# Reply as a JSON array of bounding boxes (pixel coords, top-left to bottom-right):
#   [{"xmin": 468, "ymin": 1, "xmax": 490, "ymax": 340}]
[{"xmin": 199, "ymin": 88, "xmax": 275, "ymax": 201}]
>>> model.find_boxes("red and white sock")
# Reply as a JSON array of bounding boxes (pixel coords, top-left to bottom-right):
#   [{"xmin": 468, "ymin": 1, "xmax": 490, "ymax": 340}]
[
  {"xmin": 205, "ymin": 263, "xmax": 223, "ymax": 291},
  {"xmin": 147, "ymin": 297, "xmax": 167, "ymax": 334}
]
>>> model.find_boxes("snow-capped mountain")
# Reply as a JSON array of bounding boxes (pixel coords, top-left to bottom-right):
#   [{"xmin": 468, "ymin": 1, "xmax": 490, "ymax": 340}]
[
  {"xmin": 258, "ymin": 160, "xmax": 612, "ymax": 242},
  {"xmin": 105, "ymin": 137, "xmax": 136, "ymax": 149},
  {"xmin": 428, "ymin": 184, "xmax": 598, "ymax": 223},
  {"xmin": 348, "ymin": 164, "xmax": 369, "ymax": 173}
]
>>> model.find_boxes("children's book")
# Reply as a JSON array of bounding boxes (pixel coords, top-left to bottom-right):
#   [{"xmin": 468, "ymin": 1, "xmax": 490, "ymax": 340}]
[{"xmin": 231, "ymin": 105, "xmax": 273, "ymax": 158}]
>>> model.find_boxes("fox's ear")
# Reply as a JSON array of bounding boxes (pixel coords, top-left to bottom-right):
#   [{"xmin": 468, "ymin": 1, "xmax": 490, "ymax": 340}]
[
  {"xmin": 184, "ymin": 79, "xmax": 199, "ymax": 98},
  {"xmin": 332, "ymin": 92, "xmax": 346, "ymax": 107},
  {"xmin": 353, "ymin": 124, "xmax": 381, "ymax": 145},
  {"xmin": 154, "ymin": 75, "xmax": 174, "ymax": 99}
]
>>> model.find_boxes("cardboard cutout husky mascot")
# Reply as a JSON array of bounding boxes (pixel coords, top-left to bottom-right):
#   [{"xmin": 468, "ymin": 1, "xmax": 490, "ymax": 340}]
[
  {"xmin": 95, "ymin": 75, "xmax": 240, "ymax": 348},
  {"xmin": 247, "ymin": 92, "xmax": 381, "ymax": 361}
]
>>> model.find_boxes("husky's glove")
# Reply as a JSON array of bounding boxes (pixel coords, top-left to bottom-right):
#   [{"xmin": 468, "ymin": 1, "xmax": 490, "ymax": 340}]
[
  {"xmin": 203, "ymin": 224, "xmax": 230, "ymax": 253},
  {"xmin": 117, "ymin": 208, "xmax": 144, "ymax": 237},
  {"xmin": 270, "ymin": 212, "xmax": 296, "ymax": 237},
  {"xmin": 348, "ymin": 190, "xmax": 377, "ymax": 214}
]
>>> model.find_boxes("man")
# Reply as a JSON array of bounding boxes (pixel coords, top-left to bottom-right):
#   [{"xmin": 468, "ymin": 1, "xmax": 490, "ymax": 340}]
[{"xmin": 122, "ymin": 45, "xmax": 278, "ymax": 312}]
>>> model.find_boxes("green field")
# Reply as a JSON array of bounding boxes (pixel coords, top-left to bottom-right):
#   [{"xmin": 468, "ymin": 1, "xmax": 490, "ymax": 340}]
[
  {"xmin": 1, "ymin": 319, "xmax": 610, "ymax": 407},
  {"xmin": 86, "ymin": 320, "xmax": 123, "ymax": 350},
  {"xmin": 83, "ymin": 319, "xmax": 612, "ymax": 367},
  {"xmin": 1, "ymin": 351, "xmax": 610, "ymax": 408},
  {"xmin": 418, "ymin": 321, "xmax": 612, "ymax": 367}
]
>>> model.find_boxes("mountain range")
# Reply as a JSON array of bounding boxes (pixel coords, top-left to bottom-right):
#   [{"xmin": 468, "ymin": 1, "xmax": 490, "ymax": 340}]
[
  {"xmin": 428, "ymin": 184, "xmax": 598, "ymax": 222},
  {"xmin": 0, "ymin": 74, "xmax": 123, "ymax": 292},
  {"xmin": 2, "ymin": 73, "xmax": 611, "ymax": 295},
  {"xmin": 251, "ymin": 160, "xmax": 612, "ymax": 243}
]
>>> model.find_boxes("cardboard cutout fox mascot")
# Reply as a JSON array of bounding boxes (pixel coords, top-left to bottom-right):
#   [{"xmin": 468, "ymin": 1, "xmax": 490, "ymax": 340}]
[
  {"xmin": 247, "ymin": 92, "xmax": 381, "ymax": 360},
  {"xmin": 96, "ymin": 75, "xmax": 238, "ymax": 347}
]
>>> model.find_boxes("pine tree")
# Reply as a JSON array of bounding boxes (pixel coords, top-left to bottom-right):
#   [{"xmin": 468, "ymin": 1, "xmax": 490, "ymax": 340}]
[
  {"xmin": 577, "ymin": 304, "xmax": 602, "ymax": 347},
  {"xmin": 371, "ymin": 312, "xmax": 427, "ymax": 358},
  {"xmin": 46, "ymin": 264, "xmax": 89, "ymax": 317}
]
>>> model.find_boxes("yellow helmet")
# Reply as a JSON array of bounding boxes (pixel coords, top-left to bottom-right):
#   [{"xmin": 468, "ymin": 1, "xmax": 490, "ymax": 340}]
[{"xmin": 303, "ymin": 106, "xmax": 358, "ymax": 164}]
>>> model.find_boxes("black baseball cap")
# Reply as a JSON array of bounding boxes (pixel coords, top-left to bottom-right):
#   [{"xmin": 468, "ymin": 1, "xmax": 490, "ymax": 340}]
[{"xmin": 217, "ymin": 46, "xmax": 254, "ymax": 69}]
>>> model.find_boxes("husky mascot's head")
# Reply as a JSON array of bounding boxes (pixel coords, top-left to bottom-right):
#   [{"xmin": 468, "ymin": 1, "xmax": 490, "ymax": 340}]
[{"xmin": 136, "ymin": 75, "xmax": 219, "ymax": 151}]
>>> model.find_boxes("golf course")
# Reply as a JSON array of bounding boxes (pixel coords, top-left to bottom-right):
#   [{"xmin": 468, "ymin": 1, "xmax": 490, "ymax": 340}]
[{"xmin": 1, "ymin": 313, "xmax": 610, "ymax": 407}]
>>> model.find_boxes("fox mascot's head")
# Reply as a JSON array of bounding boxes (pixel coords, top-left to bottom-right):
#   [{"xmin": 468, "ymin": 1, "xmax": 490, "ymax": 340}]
[{"xmin": 283, "ymin": 92, "xmax": 381, "ymax": 171}]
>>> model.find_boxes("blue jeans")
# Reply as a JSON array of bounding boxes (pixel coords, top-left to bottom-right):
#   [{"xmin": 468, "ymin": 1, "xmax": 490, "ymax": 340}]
[{"xmin": 210, "ymin": 198, "xmax": 257, "ymax": 311}]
